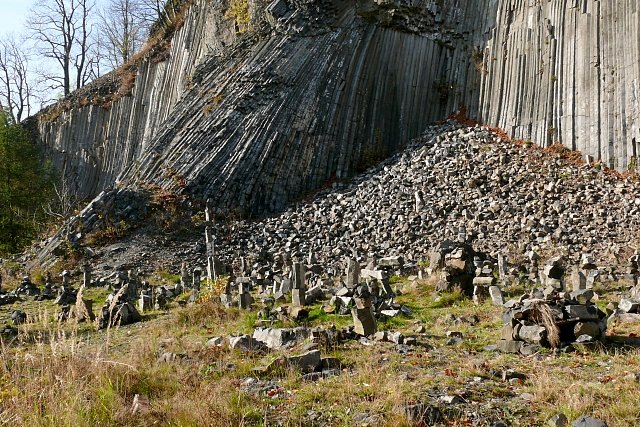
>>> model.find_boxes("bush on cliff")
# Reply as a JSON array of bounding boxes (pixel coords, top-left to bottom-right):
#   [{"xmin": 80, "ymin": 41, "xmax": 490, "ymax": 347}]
[{"xmin": 0, "ymin": 110, "xmax": 54, "ymax": 254}]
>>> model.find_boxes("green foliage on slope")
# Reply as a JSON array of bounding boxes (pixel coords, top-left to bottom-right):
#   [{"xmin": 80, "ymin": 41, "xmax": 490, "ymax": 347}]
[{"xmin": 0, "ymin": 111, "xmax": 54, "ymax": 254}]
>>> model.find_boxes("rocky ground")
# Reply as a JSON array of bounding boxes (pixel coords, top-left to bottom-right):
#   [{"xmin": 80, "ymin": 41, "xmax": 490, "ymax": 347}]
[
  {"xmin": 44, "ymin": 121, "xmax": 639, "ymax": 282},
  {"xmin": 1, "ymin": 122, "xmax": 640, "ymax": 426},
  {"xmin": 211, "ymin": 122, "xmax": 639, "ymax": 271}
]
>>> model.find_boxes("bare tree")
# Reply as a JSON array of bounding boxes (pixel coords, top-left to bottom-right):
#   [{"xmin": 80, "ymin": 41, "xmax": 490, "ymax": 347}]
[
  {"xmin": 140, "ymin": 0, "xmax": 184, "ymax": 34},
  {"xmin": 27, "ymin": 0, "xmax": 99, "ymax": 96},
  {"xmin": 0, "ymin": 37, "xmax": 34, "ymax": 122},
  {"xmin": 139, "ymin": 0, "xmax": 166, "ymax": 27},
  {"xmin": 98, "ymin": 0, "xmax": 149, "ymax": 68}
]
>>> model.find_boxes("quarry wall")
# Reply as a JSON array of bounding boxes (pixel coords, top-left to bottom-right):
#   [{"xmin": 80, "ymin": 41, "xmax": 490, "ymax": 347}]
[{"xmin": 35, "ymin": 0, "xmax": 640, "ymax": 214}]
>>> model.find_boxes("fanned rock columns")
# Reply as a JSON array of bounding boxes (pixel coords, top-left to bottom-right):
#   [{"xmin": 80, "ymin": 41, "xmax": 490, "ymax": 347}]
[{"xmin": 35, "ymin": 0, "xmax": 640, "ymax": 215}]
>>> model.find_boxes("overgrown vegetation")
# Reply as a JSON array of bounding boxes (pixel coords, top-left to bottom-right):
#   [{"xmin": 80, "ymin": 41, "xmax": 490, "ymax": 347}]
[
  {"xmin": 0, "ymin": 111, "xmax": 55, "ymax": 254},
  {"xmin": 225, "ymin": 0, "xmax": 251, "ymax": 33},
  {"xmin": 0, "ymin": 272, "xmax": 638, "ymax": 425}
]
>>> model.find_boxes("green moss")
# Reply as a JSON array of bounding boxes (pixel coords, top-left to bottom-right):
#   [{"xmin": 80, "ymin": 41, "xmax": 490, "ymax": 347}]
[{"xmin": 429, "ymin": 290, "xmax": 466, "ymax": 308}]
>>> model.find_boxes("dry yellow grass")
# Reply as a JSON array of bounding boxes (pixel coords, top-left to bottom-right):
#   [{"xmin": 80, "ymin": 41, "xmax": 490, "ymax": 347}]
[{"xmin": 0, "ymin": 278, "xmax": 638, "ymax": 425}]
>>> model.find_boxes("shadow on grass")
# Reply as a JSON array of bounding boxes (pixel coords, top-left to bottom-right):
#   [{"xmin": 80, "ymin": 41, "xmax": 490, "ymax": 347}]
[{"xmin": 602, "ymin": 335, "xmax": 640, "ymax": 350}]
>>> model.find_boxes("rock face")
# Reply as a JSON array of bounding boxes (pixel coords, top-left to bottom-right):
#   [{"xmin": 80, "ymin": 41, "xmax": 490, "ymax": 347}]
[
  {"xmin": 34, "ymin": 0, "xmax": 640, "ymax": 215},
  {"xmin": 480, "ymin": 0, "xmax": 640, "ymax": 170},
  {"xmin": 37, "ymin": 122, "xmax": 640, "ymax": 268}
]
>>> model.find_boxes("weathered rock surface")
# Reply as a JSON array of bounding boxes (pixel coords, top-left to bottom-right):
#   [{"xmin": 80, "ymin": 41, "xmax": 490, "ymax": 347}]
[
  {"xmin": 34, "ymin": 0, "xmax": 640, "ymax": 223},
  {"xmin": 37, "ymin": 122, "xmax": 640, "ymax": 272}
]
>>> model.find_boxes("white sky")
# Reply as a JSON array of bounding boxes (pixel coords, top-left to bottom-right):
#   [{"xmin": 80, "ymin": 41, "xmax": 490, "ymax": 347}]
[
  {"xmin": 0, "ymin": 1, "xmax": 32, "ymax": 36},
  {"xmin": 0, "ymin": 1, "xmax": 107, "ymax": 38}
]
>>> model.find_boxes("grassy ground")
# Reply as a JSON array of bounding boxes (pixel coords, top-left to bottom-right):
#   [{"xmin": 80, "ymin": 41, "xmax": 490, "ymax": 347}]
[{"xmin": 0, "ymin": 277, "xmax": 638, "ymax": 426}]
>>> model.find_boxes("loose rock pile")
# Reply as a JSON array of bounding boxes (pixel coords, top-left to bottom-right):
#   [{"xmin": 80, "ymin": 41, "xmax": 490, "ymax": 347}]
[
  {"xmin": 40, "ymin": 123, "xmax": 640, "ymax": 282},
  {"xmin": 497, "ymin": 287, "xmax": 607, "ymax": 355},
  {"xmin": 205, "ymin": 123, "xmax": 640, "ymax": 277}
]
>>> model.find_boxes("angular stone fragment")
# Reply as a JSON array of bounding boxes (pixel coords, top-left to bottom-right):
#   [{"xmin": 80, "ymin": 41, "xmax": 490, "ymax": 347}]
[
  {"xmin": 288, "ymin": 350, "xmax": 321, "ymax": 373},
  {"xmin": 305, "ymin": 285, "xmax": 324, "ymax": 304},
  {"xmin": 570, "ymin": 289, "xmax": 594, "ymax": 305},
  {"xmin": 517, "ymin": 325, "xmax": 546, "ymax": 345},
  {"xmin": 489, "ymin": 286, "xmax": 504, "ymax": 305},
  {"xmin": 351, "ymin": 307, "xmax": 376, "ymax": 336},
  {"xmin": 378, "ymin": 256, "xmax": 403, "ymax": 268},
  {"xmin": 572, "ymin": 271, "xmax": 587, "ymax": 291},
  {"xmin": 289, "ymin": 306, "xmax": 308, "ymax": 321},
  {"xmin": 565, "ymin": 305, "xmax": 600, "ymax": 321},
  {"xmin": 573, "ymin": 322, "xmax": 601, "ymax": 339},
  {"xmin": 373, "ymin": 331, "xmax": 387, "ymax": 342},
  {"xmin": 252, "ymin": 327, "xmax": 296, "ymax": 349},
  {"xmin": 618, "ymin": 298, "xmax": 640, "ymax": 313},
  {"xmin": 496, "ymin": 340, "xmax": 522, "ymax": 353},
  {"xmin": 547, "ymin": 413, "xmax": 568, "ymax": 427},
  {"xmin": 138, "ymin": 294, "xmax": 152, "ymax": 313},
  {"xmin": 501, "ymin": 324, "xmax": 515, "ymax": 340},
  {"xmin": 228, "ymin": 335, "xmax": 266, "ymax": 352},
  {"xmin": 292, "ymin": 289, "xmax": 306, "ymax": 306},
  {"xmin": 380, "ymin": 309, "xmax": 400, "ymax": 317},
  {"xmin": 345, "ymin": 258, "xmax": 360, "ymax": 288},
  {"xmin": 206, "ymin": 337, "xmax": 224, "ymax": 347},
  {"xmin": 473, "ymin": 276, "xmax": 495, "ymax": 286},
  {"xmin": 519, "ymin": 344, "xmax": 542, "ymax": 356},
  {"xmin": 571, "ymin": 416, "xmax": 608, "ymax": 427}
]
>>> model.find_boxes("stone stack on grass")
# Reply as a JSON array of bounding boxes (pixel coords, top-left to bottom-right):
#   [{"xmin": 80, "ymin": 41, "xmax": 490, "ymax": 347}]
[
  {"xmin": 15, "ymin": 276, "xmax": 41, "ymax": 298},
  {"xmin": 351, "ymin": 284, "xmax": 377, "ymax": 336},
  {"xmin": 434, "ymin": 242, "xmax": 477, "ymax": 296},
  {"xmin": 497, "ymin": 289, "xmax": 607, "ymax": 355},
  {"xmin": 472, "ymin": 259, "xmax": 497, "ymax": 304},
  {"xmin": 540, "ymin": 256, "xmax": 565, "ymax": 292}
]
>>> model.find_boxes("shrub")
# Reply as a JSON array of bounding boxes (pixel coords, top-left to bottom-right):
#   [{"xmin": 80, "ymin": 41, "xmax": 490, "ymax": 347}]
[
  {"xmin": 0, "ymin": 111, "xmax": 55, "ymax": 254},
  {"xmin": 225, "ymin": 0, "xmax": 251, "ymax": 33}
]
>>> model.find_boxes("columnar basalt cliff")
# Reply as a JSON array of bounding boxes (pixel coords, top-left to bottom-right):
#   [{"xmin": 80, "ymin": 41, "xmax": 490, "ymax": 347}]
[
  {"xmin": 35, "ymin": 0, "xmax": 640, "ymax": 216},
  {"xmin": 478, "ymin": 0, "xmax": 640, "ymax": 170},
  {"xmin": 36, "ymin": 0, "xmax": 243, "ymax": 200}
]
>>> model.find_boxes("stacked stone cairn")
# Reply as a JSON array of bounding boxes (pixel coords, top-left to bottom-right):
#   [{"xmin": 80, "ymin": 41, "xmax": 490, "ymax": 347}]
[
  {"xmin": 433, "ymin": 241, "xmax": 477, "ymax": 296},
  {"xmin": 154, "ymin": 286, "xmax": 168, "ymax": 310},
  {"xmin": 39, "ymin": 275, "xmax": 55, "ymax": 300},
  {"xmin": 291, "ymin": 263, "xmax": 306, "ymax": 307},
  {"xmin": 497, "ymin": 257, "xmax": 607, "ymax": 354},
  {"xmin": 472, "ymin": 257, "xmax": 498, "ymax": 304},
  {"xmin": 138, "ymin": 282, "xmax": 153, "ymax": 312},
  {"xmin": 430, "ymin": 240, "xmax": 503, "ymax": 305},
  {"xmin": 15, "ymin": 275, "xmax": 41, "ymax": 297},
  {"xmin": 324, "ymin": 257, "xmax": 413, "ymax": 336},
  {"xmin": 220, "ymin": 276, "xmax": 234, "ymax": 308},
  {"xmin": 82, "ymin": 261, "xmax": 92, "ymax": 287},
  {"xmin": 351, "ymin": 284, "xmax": 377, "ymax": 336},
  {"xmin": 238, "ymin": 279, "xmax": 254, "ymax": 310},
  {"xmin": 97, "ymin": 284, "xmax": 142, "ymax": 330},
  {"xmin": 571, "ymin": 254, "xmax": 599, "ymax": 290},
  {"xmin": 54, "ymin": 271, "xmax": 77, "ymax": 305},
  {"xmin": 187, "ymin": 268, "xmax": 202, "ymax": 303}
]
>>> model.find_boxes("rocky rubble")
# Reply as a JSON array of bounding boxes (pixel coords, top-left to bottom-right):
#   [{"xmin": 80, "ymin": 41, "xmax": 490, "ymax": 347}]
[
  {"xmin": 36, "ymin": 122, "xmax": 640, "ymax": 284},
  {"xmin": 204, "ymin": 122, "xmax": 640, "ymax": 276},
  {"xmin": 496, "ymin": 287, "xmax": 607, "ymax": 355}
]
